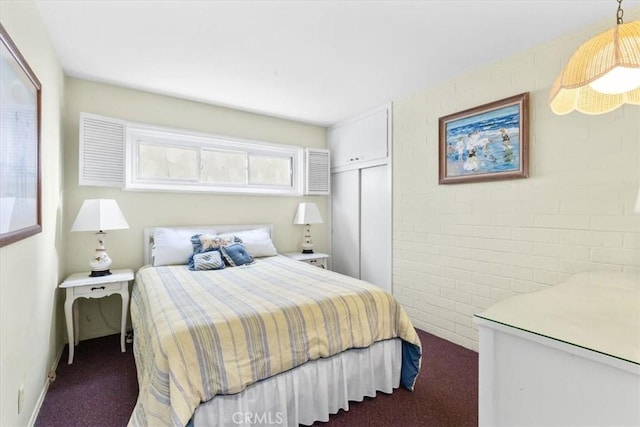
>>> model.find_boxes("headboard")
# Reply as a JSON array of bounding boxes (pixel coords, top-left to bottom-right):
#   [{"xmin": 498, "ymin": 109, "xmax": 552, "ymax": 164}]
[{"xmin": 143, "ymin": 224, "xmax": 274, "ymax": 265}]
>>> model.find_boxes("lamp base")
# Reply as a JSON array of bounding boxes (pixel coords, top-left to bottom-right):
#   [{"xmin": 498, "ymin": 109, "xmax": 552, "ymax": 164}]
[
  {"xmin": 89, "ymin": 270, "xmax": 112, "ymax": 277},
  {"xmin": 301, "ymin": 224, "xmax": 315, "ymax": 254},
  {"xmin": 89, "ymin": 234, "xmax": 113, "ymax": 277}
]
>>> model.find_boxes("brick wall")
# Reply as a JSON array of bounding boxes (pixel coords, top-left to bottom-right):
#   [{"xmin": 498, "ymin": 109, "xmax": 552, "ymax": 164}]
[{"xmin": 392, "ymin": 13, "xmax": 640, "ymax": 351}]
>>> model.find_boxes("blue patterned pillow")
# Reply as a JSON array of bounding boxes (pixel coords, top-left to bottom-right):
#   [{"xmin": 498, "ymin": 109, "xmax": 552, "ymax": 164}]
[
  {"xmin": 188, "ymin": 250, "xmax": 225, "ymax": 271},
  {"xmin": 191, "ymin": 234, "xmax": 241, "ymax": 254},
  {"xmin": 221, "ymin": 243, "xmax": 254, "ymax": 267}
]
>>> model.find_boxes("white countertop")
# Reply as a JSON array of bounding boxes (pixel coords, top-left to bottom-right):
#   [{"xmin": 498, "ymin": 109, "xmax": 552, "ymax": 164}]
[{"xmin": 476, "ymin": 271, "xmax": 640, "ymax": 364}]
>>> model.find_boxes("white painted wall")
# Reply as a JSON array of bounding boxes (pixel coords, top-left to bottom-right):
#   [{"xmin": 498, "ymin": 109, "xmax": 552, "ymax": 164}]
[
  {"xmin": 63, "ymin": 77, "xmax": 328, "ymax": 341},
  {"xmin": 392, "ymin": 11, "xmax": 640, "ymax": 351},
  {"xmin": 0, "ymin": 2, "xmax": 65, "ymax": 426},
  {"xmin": 1, "ymin": 3, "xmax": 638, "ymax": 424}
]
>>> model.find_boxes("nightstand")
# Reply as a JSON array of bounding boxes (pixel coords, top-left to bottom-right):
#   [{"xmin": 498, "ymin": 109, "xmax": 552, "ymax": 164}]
[
  {"xmin": 283, "ymin": 252, "xmax": 329, "ymax": 269},
  {"xmin": 59, "ymin": 268, "xmax": 134, "ymax": 364}
]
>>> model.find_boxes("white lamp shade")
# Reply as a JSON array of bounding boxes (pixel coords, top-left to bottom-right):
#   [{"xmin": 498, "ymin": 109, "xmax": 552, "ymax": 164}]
[
  {"xmin": 293, "ymin": 202, "xmax": 323, "ymax": 225},
  {"xmin": 635, "ymin": 187, "xmax": 640, "ymax": 214},
  {"xmin": 71, "ymin": 199, "xmax": 129, "ymax": 232}
]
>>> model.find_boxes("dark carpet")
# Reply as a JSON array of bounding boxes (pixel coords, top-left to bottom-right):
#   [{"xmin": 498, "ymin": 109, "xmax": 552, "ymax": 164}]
[{"xmin": 36, "ymin": 329, "xmax": 477, "ymax": 426}]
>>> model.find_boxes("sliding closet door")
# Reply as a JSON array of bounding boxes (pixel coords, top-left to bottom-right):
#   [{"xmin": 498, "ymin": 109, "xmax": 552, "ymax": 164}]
[
  {"xmin": 360, "ymin": 165, "xmax": 391, "ymax": 292},
  {"xmin": 331, "ymin": 169, "xmax": 360, "ymax": 279}
]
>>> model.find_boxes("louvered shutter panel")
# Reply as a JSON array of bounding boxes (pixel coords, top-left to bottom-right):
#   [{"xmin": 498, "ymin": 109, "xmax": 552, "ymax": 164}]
[
  {"xmin": 305, "ymin": 148, "xmax": 330, "ymax": 195},
  {"xmin": 79, "ymin": 113, "xmax": 125, "ymax": 187}
]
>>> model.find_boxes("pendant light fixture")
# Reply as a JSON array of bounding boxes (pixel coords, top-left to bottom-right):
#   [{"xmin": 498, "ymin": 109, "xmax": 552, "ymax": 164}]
[{"xmin": 549, "ymin": 0, "xmax": 640, "ymax": 115}]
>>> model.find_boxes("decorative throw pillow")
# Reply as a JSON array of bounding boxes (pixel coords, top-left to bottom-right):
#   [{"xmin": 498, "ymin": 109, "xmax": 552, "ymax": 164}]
[
  {"xmin": 221, "ymin": 243, "xmax": 254, "ymax": 267},
  {"xmin": 191, "ymin": 233, "xmax": 241, "ymax": 254},
  {"xmin": 189, "ymin": 250, "xmax": 225, "ymax": 271}
]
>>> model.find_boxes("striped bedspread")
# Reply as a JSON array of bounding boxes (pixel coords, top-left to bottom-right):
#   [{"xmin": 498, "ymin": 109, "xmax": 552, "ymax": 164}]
[{"xmin": 129, "ymin": 255, "xmax": 421, "ymax": 426}]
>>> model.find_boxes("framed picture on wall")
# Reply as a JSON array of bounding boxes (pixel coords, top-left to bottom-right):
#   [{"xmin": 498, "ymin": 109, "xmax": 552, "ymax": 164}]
[
  {"xmin": 0, "ymin": 24, "xmax": 42, "ymax": 247},
  {"xmin": 438, "ymin": 92, "xmax": 529, "ymax": 184}
]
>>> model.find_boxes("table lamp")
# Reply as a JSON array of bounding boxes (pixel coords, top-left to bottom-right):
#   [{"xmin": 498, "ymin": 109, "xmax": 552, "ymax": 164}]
[
  {"xmin": 293, "ymin": 202, "xmax": 323, "ymax": 253},
  {"xmin": 71, "ymin": 199, "xmax": 129, "ymax": 277}
]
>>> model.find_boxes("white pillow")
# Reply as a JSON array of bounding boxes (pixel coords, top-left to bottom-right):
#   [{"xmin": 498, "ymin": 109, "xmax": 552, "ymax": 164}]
[
  {"xmin": 153, "ymin": 227, "xmax": 215, "ymax": 266},
  {"xmin": 218, "ymin": 227, "xmax": 278, "ymax": 257}
]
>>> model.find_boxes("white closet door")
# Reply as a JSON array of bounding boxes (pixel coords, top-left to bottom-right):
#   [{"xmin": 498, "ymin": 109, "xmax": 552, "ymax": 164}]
[
  {"xmin": 360, "ymin": 165, "xmax": 391, "ymax": 293},
  {"xmin": 331, "ymin": 170, "xmax": 360, "ymax": 279}
]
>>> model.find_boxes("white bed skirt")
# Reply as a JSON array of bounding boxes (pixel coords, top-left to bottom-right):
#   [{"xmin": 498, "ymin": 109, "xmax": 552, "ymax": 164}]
[{"xmin": 193, "ymin": 338, "xmax": 402, "ymax": 426}]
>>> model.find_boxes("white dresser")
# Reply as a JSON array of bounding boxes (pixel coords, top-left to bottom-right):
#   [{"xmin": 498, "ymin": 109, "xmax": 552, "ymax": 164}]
[{"xmin": 474, "ymin": 271, "xmax": 639, "ymax": 427}]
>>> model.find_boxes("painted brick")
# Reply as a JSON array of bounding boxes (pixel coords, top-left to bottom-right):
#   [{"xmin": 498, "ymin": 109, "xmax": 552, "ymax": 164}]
[
  {"xmin": 441, "ymin": 288, "xmax": 473, "ymax": 305},
  {"xmin": 623, "ymin": 265, "xmax": 640, "ymax": 277},
  {"xmin": 453, "ymin": 312, "xmax": 474, "ymax": 328},
  {"xmin": 395, "ymin": 295, "xmax": 415, "ymax": 309},
  {"xmin": 443, "ymin": 257, "xmax": 493, "ymax": 275},
  {"xmin": 509, "ymin": 227, "xmax": 559, "ymax": 244},
  {"xmin": 560, "ymin": 199, "xmax": 625, "ymax": 215},
  {"xmin": 489, "ymin": 239, "xmax": 535, "ymax": 255},
  {"xmin": 559, "ymin": 260, "xmax": 621, "ymax": 275},
  {"xmin": 534, "ymin": 214, "xmax": 591, "ymax": 230},
  {"xmin": 472, "ymin": 272, "xmax": 512, "ymax": 290},
  {"xmin": 590, "ymin": 216, "xmax": 640, "ymax": 232},
  {"xmin": 490, "ymin": 264, "xmax": 533, "ymax": 281},
  {"xmin": 441, "ymin": 266, "xmax": 473, "ymax": 283},
  {"xmin": 559, "ymin": 230, "xmax": 624, "ymax": 248},
  {"xmin": 417, "ymin": 293, "xmax": 457, "ymax": 311},
  {"xmin": 456, "ymin": 236, "xmax": 491, "ymax": 250},
  {"xmin": 440, "ymin": 245, "xmax": 473, "ymax": 260},
  {"xmin": 426, "ymin": 274, "xmax": 456, "ymax": 290},
  {"xmin": 456, "ymin": 280, "xmax": 491, "ymax": 297},
  {"xmin": 490, "ymin": 288, "xmax": 518, "ymax": 301},
  {"xmin": 441, "ymin": 223, "xmax": 474, "ymax": 237},
  {"xmin": 391, "ymin": 15, "xmax": 640, "ymax": 352},
  {"xmin": 511, "ymin": 280, "xmax": 548, "ymax": 294},
  {"xmin": 533, "ymin": 270, "xmax": 569, "ymax": 286},
  {"xmin": 512, "ymin": 200, "xmax": 560, "ymax": 215},
  {"xmin": 471, "ymin": 295, "xmax": 493, "ymax": 310},
  {"xmin": 455, "ymin": 302, "xmax": 482, "ymax": 320},
  {"xmin": 533, "ymin": 243, "xmax": 590, "ymax": 261},
  {"xmin": 623, "ymin": 234, "xmax": 640, "ymax": 250},
  {"xmin": 455, "ymin": 323, "xmax": 477, "ymax": 341},
  {"xmin": 472, "ymin": 225, "xmax": 512, "ymax": 240},
  {"xmin": 590, "ymin": 247, "xmax": 639, "ymax": 266}
]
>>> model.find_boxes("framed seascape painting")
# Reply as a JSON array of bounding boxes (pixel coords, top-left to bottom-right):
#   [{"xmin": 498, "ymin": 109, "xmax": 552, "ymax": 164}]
[
  {"xmin": 0, "ymin": 24, "xmax": 42, "ymax": 247},
  {"xmin": 438, "ymin": 92, "xmax": 529, "ymax": 184}
]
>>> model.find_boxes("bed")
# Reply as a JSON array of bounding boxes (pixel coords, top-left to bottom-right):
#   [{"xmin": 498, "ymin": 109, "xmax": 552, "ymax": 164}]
[{"xmin": 129, "ymin": 225, "xmax": 422, "ymax": 426}]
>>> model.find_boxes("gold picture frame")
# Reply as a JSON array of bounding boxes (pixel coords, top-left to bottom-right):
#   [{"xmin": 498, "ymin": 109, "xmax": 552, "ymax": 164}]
[{"xmin": 439, "ymin": 92, "xmax": 529, "ymax": 184}]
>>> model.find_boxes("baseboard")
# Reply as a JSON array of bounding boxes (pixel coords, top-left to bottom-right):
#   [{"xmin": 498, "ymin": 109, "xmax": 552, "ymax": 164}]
[{"xmin": 28, "ymin": 345, "xmax": 64, "ymax": 427}]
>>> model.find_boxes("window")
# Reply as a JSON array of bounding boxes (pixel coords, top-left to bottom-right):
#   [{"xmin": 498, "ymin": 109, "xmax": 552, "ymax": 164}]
[{"xmin": 125, "ymin": 123, "xmax": 303, "ymax": 195}]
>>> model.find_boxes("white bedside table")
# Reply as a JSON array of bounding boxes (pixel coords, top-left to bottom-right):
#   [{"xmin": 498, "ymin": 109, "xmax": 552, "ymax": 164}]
[
  {"xmin": 59, "ymin": 268, "xmax": 134, "ymax": 364},
  {"xmin": 283, "ymin": 252, "xmax": 329, "ymax": 269}
]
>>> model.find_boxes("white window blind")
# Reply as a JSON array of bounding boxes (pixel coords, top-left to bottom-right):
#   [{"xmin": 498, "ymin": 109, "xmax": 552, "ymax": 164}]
[
  {"xmin": 305, "ymin": 148, "xmax": 330, "ymax": 195},
  {"xmin": 79, "ymin": 113, "xmax": 125, "ymax": 187}
]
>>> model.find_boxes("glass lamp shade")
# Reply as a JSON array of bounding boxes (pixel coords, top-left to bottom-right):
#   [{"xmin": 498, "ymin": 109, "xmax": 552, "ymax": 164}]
[{"xmin": 549, "ymin": 20, "xmax": 640, "ymax": 115}]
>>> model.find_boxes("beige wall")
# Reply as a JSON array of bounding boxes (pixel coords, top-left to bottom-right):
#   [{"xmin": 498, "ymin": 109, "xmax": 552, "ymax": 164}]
[
  {"xmin": 1, "ymin": 2, "xmax": 638, "ymax": 424},
  {"xmin": 63, "ymin": 77, "xmax": 328, "ymax": 340},
  {"xmin": 0, "ymin": 1, "xmax": 65, "ymax": 426},
  {"xmin": 392, "ymin": 11, "xmax": 640, "ymax": 351}
]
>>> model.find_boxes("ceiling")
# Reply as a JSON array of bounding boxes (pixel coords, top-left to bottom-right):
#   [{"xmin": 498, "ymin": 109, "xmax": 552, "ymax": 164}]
[{"xmin": 36, "ymin": 0, "xmax": 639, "ymax": 127}]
